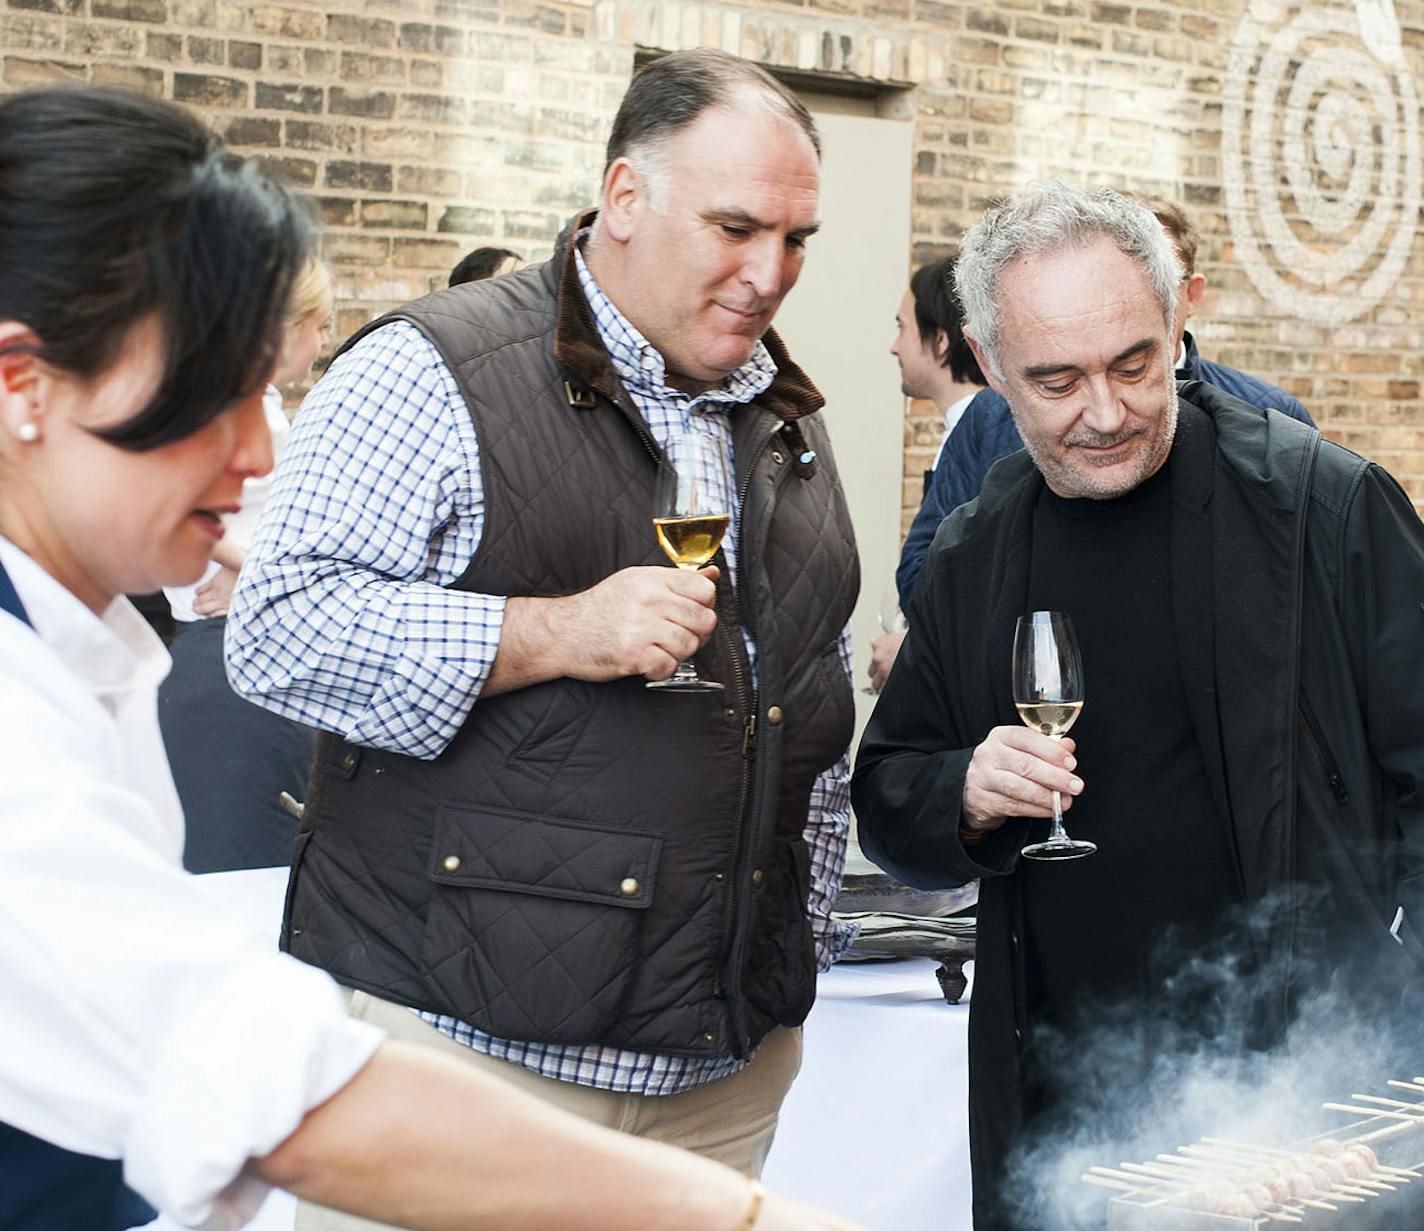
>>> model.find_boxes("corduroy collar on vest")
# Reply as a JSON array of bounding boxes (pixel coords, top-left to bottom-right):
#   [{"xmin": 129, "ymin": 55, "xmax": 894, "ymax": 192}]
[{"xmin": 551, "ymin": 208, "xmax": 826, "ymax": 422}]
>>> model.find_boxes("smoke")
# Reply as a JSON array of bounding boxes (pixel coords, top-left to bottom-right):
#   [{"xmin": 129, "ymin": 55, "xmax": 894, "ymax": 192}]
[{"xmin": 1000, "ymin": 886, "xmax": 1424, "ymax": 1230}]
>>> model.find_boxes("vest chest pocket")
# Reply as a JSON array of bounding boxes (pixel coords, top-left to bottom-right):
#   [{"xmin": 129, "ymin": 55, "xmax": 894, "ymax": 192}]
[{"xmin": 421, "ymin": 804, "xmax": 662, "ymax": 1043}]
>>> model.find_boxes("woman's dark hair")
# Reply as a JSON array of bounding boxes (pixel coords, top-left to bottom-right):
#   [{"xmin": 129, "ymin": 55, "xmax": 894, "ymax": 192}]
[{"xmin": 0, "ymin": 85, "xmax": 313, "ymax": 451}]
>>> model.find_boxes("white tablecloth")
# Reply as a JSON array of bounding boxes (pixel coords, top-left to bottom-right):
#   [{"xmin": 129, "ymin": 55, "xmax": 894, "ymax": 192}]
[{"xmin": 147, "ymin": 869, "xmax": 971, "ymax": 1231}]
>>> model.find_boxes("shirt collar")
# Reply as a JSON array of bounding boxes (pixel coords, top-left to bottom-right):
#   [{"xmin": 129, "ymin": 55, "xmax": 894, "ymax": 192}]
[
  {"xmin": 573, "ymin": 239, "xmax": 776, "ymax": 412},
  {"xmin": 0, "ymin": 536, "xmax": 170, "ymax": 698}
]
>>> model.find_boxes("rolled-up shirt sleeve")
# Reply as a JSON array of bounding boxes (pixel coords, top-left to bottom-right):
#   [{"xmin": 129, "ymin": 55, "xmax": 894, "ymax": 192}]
[
  {"xmin": 0, "ymin": 757, "xmax": 381, "ymax": 1227},
  {"xmin": 226, "ymin": 321, "xmax": 504, "ymax": 760}
]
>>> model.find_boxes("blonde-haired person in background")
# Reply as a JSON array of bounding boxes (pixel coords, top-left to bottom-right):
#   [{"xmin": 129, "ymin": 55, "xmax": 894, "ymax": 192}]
[{"xmin": 158, "ymin": 254, "xmax": 334, "ymax": 872}]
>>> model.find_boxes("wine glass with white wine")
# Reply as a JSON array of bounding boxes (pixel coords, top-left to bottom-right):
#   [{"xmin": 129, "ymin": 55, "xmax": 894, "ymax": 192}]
[
  {"xmin": 647, "ymin": 430, "xmax": 729, "ymax": 693},
  {"xmin": 861, "ymin": 581, "xmax": 909, "ymax": 695},
  {"xmin": 1012, "ymin": 611, "xmax": 1095, "ymax": 860}
]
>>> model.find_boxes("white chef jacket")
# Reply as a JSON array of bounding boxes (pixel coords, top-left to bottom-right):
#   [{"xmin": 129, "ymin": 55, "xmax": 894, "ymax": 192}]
[{"xmin": 0, "ymin": 537, "xmax": 382, "ymax": 1229}]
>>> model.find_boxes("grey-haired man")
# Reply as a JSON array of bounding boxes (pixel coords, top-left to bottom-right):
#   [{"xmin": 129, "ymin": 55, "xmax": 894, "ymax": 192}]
[{"xmin": 853, "ymin": 181, "xmax": 1424, "ymax": 1229}]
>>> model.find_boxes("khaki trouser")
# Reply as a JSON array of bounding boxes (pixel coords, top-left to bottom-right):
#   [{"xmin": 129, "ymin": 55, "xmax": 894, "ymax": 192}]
[{"xmin": 296, "ymin": 989, "xmax": 805, "ymax": 1231}]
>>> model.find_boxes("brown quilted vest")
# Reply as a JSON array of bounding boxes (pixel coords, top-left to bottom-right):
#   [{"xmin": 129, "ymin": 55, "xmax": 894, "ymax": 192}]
[{"xmin": 282, "ymin": 215, "xmax": 859, "ymax": 1058}]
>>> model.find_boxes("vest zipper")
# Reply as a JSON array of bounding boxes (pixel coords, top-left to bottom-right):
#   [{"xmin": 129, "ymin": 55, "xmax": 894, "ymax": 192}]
[
  {"xmin": 612, "ymin": 384, "xmax": 780, "ymax": 1055},
  {"xmin": 713, "ymin": 421, "xmax": 781, "ymax": 1054}
]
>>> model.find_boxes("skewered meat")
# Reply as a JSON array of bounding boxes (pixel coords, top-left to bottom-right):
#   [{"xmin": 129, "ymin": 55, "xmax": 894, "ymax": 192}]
[{"xmin": 1314, "ymin": 1137, "xmax": 1380, "ymax": 1179}]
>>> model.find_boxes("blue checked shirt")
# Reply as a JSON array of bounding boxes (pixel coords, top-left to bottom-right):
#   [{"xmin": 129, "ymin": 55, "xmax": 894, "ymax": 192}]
[{"xmin": 227, "ymin": 246, "xmax": 856, "ymax": 1095}]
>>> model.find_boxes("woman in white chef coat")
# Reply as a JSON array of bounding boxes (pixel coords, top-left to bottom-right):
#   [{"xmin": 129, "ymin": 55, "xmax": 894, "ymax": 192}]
[{"xmin": 0, "ymin": 84, "xmax": 861, "ymax": 1231}]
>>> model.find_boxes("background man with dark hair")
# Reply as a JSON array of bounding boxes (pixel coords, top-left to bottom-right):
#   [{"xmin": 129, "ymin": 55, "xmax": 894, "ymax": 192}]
[
  {"xmin": 853, "ymin": 181, "xmax": 1424, "ymax": 1230},
  {"xmin": 893, "ymin": 256, "xmax": 987, "ymax": 468},
  {"xmin": 893, "ymin": 194, "xmax": 1315, "ymax": 611},
  {"xmin": 869, "ymin": 256, "xmax": 986, "ymax": 691},
  {"xmin": 447, "ymin": 245, "xmax": 523, "ymax": 286},
  {"xmin": 229, "ymin": 48, "xmax": 860, "ymax": 1230}
]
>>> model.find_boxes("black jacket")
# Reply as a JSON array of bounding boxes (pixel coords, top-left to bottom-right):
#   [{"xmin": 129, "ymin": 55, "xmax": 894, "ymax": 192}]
[{"xmin": 852, "ymin": 385, "xmax": 1424, "ymax": 1227}]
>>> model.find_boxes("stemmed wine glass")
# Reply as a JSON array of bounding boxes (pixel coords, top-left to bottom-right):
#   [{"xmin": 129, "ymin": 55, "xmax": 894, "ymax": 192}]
[
  {"xmin": 1012, "ymin": 611, "xmax": 1095, "ymax": 861},
  {"xmin": 861, "ymin": 581, "xmax": 909, "ymax": 695},
  {"xmin": 647, "ymin": 429, "xmax": 730, "ymax": 693}
]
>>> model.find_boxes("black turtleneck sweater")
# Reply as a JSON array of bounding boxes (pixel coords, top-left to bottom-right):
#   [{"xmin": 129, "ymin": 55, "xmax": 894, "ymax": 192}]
[{"xmin": 1020, "ymin": 453, "xmax": 1241, "ymax": 1033}]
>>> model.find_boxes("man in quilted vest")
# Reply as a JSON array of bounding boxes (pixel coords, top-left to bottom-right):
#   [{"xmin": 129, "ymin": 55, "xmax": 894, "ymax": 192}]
[{"xmin": 227, "ymin": 49, "xmax": 860, "ymax": 1230}]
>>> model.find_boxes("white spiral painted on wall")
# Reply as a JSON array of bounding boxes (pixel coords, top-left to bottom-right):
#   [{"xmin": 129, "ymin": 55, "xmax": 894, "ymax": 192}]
[{"xmin": 1221, "ymin": 0, "xmax": 1420, "ymax": 323}]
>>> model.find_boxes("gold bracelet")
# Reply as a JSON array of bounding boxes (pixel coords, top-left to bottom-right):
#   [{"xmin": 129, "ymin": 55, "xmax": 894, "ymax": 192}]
[{"xmin": 739, "ymin": 1178, "xmax": 766, "ymax": 1230}]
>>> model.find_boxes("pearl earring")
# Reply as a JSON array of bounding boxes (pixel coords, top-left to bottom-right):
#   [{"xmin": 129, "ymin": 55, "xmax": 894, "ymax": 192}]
[{"xmin": 16, "ymin": 421, "xmax": 38, "ymax": 443}]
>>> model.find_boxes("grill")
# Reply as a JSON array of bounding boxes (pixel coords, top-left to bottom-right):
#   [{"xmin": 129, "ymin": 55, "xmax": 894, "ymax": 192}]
[{"xmin": 1081, "ymin": 1077, "xmax": 1424, "ymax": 1228}]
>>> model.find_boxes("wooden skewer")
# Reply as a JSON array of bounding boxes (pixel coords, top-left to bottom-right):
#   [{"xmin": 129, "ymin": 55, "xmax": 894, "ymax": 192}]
[
  {"xmin": 1119, "ymin": 1161, "xmax": 1311, "ymax": 1222},
  {"xmin": 1160, "ymin": 1152, "xmax": 1237, "ymax": 1170},
  {"xmin": 1161, "ymin": 1153, "xmax": 1335, "ymax": 1214},
  {"xmin": 1194, "ymin": 1139, "xmax": 1370, "ymax": 1202},
  {"xmin": 1120, "ymin": 1161, "xmax": 1195, "ymax": 1182},
  {"xmin": 1203, "ymin": 1136, "xmax": 1290, "ymax": 1155},
  {"xmin": 1182, "ymin": 1144, "xmax": 1265, "ymax": 1167},
  {"xmin": 1357, "ymin": 1117, "xmax": 1424, "ymax": 1147},
  {"xmin": 1207, "ymin": 1131, "xmax": 1416, "ymax": 1179},
  {"xmin": 1352, "ymin": 1092, "xmax": 1424, "ymax": 1132},
  {"xmin": 1081, "ymin": 1173, "xmax": 1143, "ymax": 1193},
  {"xmin": 1089, "ymin": 1165, "xmax": 1184, "ymax": 1188},
  {"xmin": 1355, "ymin": 1092, "xmax": 1424, "ymax": 1107},
  {"xmin": 1324, "ymin": 1101, "xmax": 1424, "ymax": 1123}
]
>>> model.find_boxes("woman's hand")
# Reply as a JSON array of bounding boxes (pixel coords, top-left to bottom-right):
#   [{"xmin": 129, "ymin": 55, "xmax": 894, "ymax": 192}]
[{"xmin": 193, "ymin": 565, "xmax": 238, "ymax": 618}]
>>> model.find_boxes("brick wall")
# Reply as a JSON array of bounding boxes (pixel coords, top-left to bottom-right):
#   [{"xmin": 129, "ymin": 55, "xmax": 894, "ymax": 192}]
[{"xmin": 5, "ymin": 0, "xmax": 1422, "ymax": 514}]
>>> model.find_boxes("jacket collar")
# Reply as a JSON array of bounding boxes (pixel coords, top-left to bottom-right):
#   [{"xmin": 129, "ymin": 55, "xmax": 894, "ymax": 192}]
[
  {"xmin": 1177, "ymin": 330, "xmax": 1203, "ymax": 381},
  {"xmin": 1165, "ymin": 399, "xmax": 1241, "ymax": 898},
  {"xmin": 550, "ymin": 210, "xmax": 825, "ymax": 420}
]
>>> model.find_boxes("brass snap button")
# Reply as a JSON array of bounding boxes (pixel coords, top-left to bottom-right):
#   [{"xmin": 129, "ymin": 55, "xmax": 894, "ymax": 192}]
[
  {"xmin": 766, "ymin": 705, "xmax": 784, "ymax": 725},
  {"xmin": 442, "ymin": 854, "xmax": 461, "ymax": 873},
  {"xmin": 620, "ymin": 877, "xmax": 640, "ymax": 897},
  {"xmin": 751, "ymin": 868, "xmax": 765, "ymax": 887}
]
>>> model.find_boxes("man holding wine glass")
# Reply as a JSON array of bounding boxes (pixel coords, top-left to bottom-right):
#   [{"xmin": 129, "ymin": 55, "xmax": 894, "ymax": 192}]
[
  {"xmin": 228, "ymin": 48, "xmax": 860, "ymax": 1229},
  {"xmin": 852, "ymin": 181, "xmax": 1424, "ymax": 1229}
]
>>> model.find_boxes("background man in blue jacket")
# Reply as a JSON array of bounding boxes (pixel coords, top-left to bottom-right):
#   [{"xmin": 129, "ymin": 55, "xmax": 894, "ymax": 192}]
[{"xmin": 868, "ymin": 256, "xmax": 987, "ymax": 692}]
